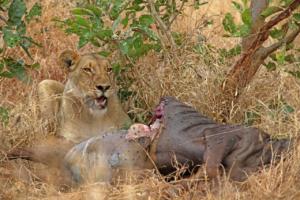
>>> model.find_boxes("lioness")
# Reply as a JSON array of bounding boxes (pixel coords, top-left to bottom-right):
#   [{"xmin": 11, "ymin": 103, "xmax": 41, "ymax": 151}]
[{"xmin": 38, "ymin": 50, "xmax": 131, "ymax": 143}]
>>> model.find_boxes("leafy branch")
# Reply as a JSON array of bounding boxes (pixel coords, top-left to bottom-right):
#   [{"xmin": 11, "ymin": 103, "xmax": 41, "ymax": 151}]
[
  {"xmin": 0, "ymin": 0, "xmax": 42, "ymax": 125},
  {"xmin": 220, "ymin": 0, "xmax": 300, "ymax": 120}
]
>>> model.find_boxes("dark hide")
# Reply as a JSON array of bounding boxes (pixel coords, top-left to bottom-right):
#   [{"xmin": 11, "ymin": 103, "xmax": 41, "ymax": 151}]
[{"xmin": 151, "ymin": 96, "xmax": 293, "ymax": 181}]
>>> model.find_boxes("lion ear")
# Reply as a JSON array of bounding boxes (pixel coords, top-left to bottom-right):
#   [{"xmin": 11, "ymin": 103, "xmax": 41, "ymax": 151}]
[{"xmin": 58, "ymin": 50, "xmax": 80, "ymax": 71}]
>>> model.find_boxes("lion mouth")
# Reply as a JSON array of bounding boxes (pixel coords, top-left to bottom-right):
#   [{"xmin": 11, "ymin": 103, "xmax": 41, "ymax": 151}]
[{"xmin": 95, "ymin": 96, "xmax": 108, "ymax": 109}]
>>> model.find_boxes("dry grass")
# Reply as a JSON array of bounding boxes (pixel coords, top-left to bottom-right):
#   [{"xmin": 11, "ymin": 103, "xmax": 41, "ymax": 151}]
[{"xmin": 1, "ymin": 0, "xmax": 300, "ymax": 199}]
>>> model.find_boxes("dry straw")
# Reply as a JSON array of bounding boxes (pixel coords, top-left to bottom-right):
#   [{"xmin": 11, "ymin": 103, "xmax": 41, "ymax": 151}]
[{"xmin": 1, "ymin": 0, "xmax": 300, "ymax": 199}]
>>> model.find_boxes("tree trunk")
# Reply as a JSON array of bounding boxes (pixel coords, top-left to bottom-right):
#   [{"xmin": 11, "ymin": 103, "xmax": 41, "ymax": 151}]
[{"xmin": 220, "ymin": 0, "xmax": 300, "ymax": 120}]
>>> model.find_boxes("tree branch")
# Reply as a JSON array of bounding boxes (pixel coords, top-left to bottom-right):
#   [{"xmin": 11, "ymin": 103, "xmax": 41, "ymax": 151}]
[
  {"xmin": 262, "ymin": 0, "xmax": 300, "ymax": 33},
  {"xmin": 221, "ymin": 0, "xmax": 300, "ymax": 116},
  {"xmin": 167, "ymin": 0, "xmax": 186, "ymax": 30},
  {"xmin": 242, "ymin": 0, "xmax": 268, "ymax": 51},
  {"xmin": 251, "ymin": 0, "xmax": 269, "ymax": 23},
  {"xmin": 146, "ymin": 0, "xmax": 176, "ymax": 49},
  {"xmin": 261, "ymin": 24, "xmax": 300, "ymax": 58},
  {"xmin": 229, "ymin": 0, "xmax": 300, "ymax": 70}
]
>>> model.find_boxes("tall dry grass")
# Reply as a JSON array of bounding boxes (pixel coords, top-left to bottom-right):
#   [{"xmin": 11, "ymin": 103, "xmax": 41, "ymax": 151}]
[{"xmin": 1, "ymin": 0, "xmax": 300, "ymax": 199}]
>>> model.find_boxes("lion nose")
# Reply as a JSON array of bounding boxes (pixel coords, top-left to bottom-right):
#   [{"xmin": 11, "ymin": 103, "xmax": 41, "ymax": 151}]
[{"xmin": 96, "ymin": 85, "xmax": 110, "ymax": 92}]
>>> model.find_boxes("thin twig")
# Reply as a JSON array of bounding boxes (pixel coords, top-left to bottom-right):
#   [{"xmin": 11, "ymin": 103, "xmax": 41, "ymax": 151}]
[
  {"xmin": 168, "ymin": 0, "xmax": 186, "ymax": 30},
  {"xmin": 146, "ymin": 0, "xmax": 176, "ymax": 49},
  {"xmin": 0, "ymin": 15, "xmax": 7, "ymax": 23}
]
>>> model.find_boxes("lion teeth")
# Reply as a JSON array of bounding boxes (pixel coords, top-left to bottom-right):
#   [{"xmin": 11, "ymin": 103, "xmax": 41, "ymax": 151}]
[{"xmin": 95, "ymin": 97, "xmax": 107, "ymax": 108}]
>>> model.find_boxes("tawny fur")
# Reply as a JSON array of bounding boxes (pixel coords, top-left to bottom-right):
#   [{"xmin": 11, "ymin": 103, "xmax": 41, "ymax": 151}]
[
  {"xmin": 38, "ymin": 50, "xmax": 131, "ymax": 143},
  {"xmin": 6, "ymin": 50, "xmax": 132, "ymax": 186}
]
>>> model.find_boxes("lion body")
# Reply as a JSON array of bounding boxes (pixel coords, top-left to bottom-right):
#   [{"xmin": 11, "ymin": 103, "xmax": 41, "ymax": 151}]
[{"xmin": 38, "ymin": 51, "xmax": 131, "ymax": 143}]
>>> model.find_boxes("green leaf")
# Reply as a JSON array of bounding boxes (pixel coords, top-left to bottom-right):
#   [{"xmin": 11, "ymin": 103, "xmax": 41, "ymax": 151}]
[
  {"xmin": 132, "ymin": 25, "xmax": 159, "ymax": 41},
  {"xmin": 8, "ymin": 0, "xmax": 26, "ymax": 26},
  {"xmin": 98, "ymin": 51, "xmax": 111, "ymax": 57},
  {"xmin": 3, "ymin": 27, "xmax": 21, "ymax": 47},
  {"xmin": 286, "ymin": 43, "xmax": 294, "ymax": 50},
  {"xmin": 75, "ymin": 16, "xmax": 91, "ymax": 28},
  {"xmin": 270, "ymin": 28, "xmax": 284, "ymax": 39},
  {"xmin": 4, "ymin": 58, "xmax": 29, "ymax": 82},
  {"xmin": 0, "ymin": 61, "xmax": 4, "ymax": 72},
  {"xmin": 269, "ymin": 53, "xmax": 277, "ymax": 61},
  {"xmin": 28, "ymin": 62, "xmax": 40, "ymax": 69},
  {"xmin": 293, "ymin": 13, "xmax": 300, "ymax": 22},
  {"xmin": 121, "ymin": 16, "xmax": 129, "ymax": 28},
  {"xmin": 283, "ymin": 104, "xmax": 294, "ymax": 114},
  {"xmin": 241, "ymin": 0, "xmax": 248, "ymax": 7},
  {"xmin": 118, "ymin": 88, "xmax": 134, "ymax": 102},
  {"xmin": 172, "ymin": 32, "xmax": 183, "ymax": 46},
  {"xmin": 0, "ymin": 0, "xmax": 10, "ymax": 9},
  {"xmin": 193, "ymin": 0, "xmax": 208, "ymax": 9},
  {"xmin": 133, "ymin": 35, "xmax": 143, "ymax": 52},
  {"xmin": 238, "ymin": 24, "xmax": 251, "ymax": 36},
  {"xmin": 284, "ymin": 54, "xmax": 296, "ymax": 63},
  {"xmin": 275, "ymin": 51, "xmax": 286, "ymax": 65},
  {"xmin": 78, "ymin": 36, "xmax": 89, "ymax": 48},
  {"xmin": 109, "ymin": 0, "xmax": 123, "ymax": 20},
  {"xmin": 223, "ymin": 44, "xmax": 241, "ymax": 58},
  {"xmin": 261, "ymin": 6, "xmax": 282, "ymax": 18},
  {"xmin": 287, "ymin": 71, "xmax": 300, "ymax": 79},
  {"xmin": 119, "ymin": 40, "xmax": 130, "ymax": 55},
  {"xmin": 16, "ymin": 21, "xmax": 26, "ymax": 35},
  {"xmin": 244, "ymin": 111, "xmax": 260, "ymax": 126},
  {"xmin": 281, "ymin": 0, "xmax": 293, "ymax": 7},
  {"xmin": 139, "ymin": 15, "xmax": 154, "ymax": 26},
  {"xmin": 0, "ymin": 106, "xmax": 9, "ymax": 126},
  {"xmin": 223, "ymin": 13, "xmax": 237, "ymax": 34},
  {"xmin": 264, "ymin": 61, "xmax": 277, "ymax": 71},
  {"xmin": 288, "ymin": 20, "xmax": 299, "ymax": 30},
  {"xmin": 96, "ymin": 29, "xmax": 113, "ymax": 40},
  {"xmin": 0, "ymin": 71, "xmax": 14, "ymax": 78},
  {"xmin": 232, "ymin": 1, "xmax": 243, "ymax": 12},
  {"xmin": 25, "ymin": 2, "xmax": 42, "ymax": 22},
  {"xmin": 90, "ymin": 38, "xmax": 101, "ymax": 47},
  {"xmin": 85, "ymin": 5, "xmax": 102, "ymax": 17},
  {"xmin": 112, "ymin": 63, "xmax": 121, "ymax": 75},
  {"xmin": 134, "ymin": 0, "xmax": 143, "ymax": 4},
  {"xmin": 241, "ymin": 8, "xmax": 252, "ymax": 26},
  {"xmin": 128, "ymin": 3, "xmax": 145, "ymax": 12},
  {"xmin": 72, "ymin": 8, "xmax": 94, "ymax": 16},
  {"xmin": 112, "ymin": 15, "xmax": 121, "ymax": 31}
]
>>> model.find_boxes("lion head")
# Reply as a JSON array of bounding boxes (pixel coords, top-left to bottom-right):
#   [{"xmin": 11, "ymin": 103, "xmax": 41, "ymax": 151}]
[{"xmin": 59, "ymin": 50, "xmax": 115, "ymax": 112}]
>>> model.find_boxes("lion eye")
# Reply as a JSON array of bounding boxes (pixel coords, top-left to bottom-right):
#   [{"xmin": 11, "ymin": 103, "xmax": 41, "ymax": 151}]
[{"xmin": 83, "ymin": 67, "xmax": 92, "ymax": 73}]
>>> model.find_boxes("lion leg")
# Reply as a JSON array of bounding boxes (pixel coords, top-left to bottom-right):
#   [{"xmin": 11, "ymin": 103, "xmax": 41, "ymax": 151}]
[
  {"xmin": 7, "ymin": 136, "xmax": 73, "ymax": 168},
  {"xmin": 12, "ymin": 161, "xmax": 74, "ymax": 188},
  {"xmin": 6, "ymin": 136, "xmax": 75, "ymax": 186},
  {"xmin": 38, "ymin": 80, "xmax": 64, "ymax": 120}
]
